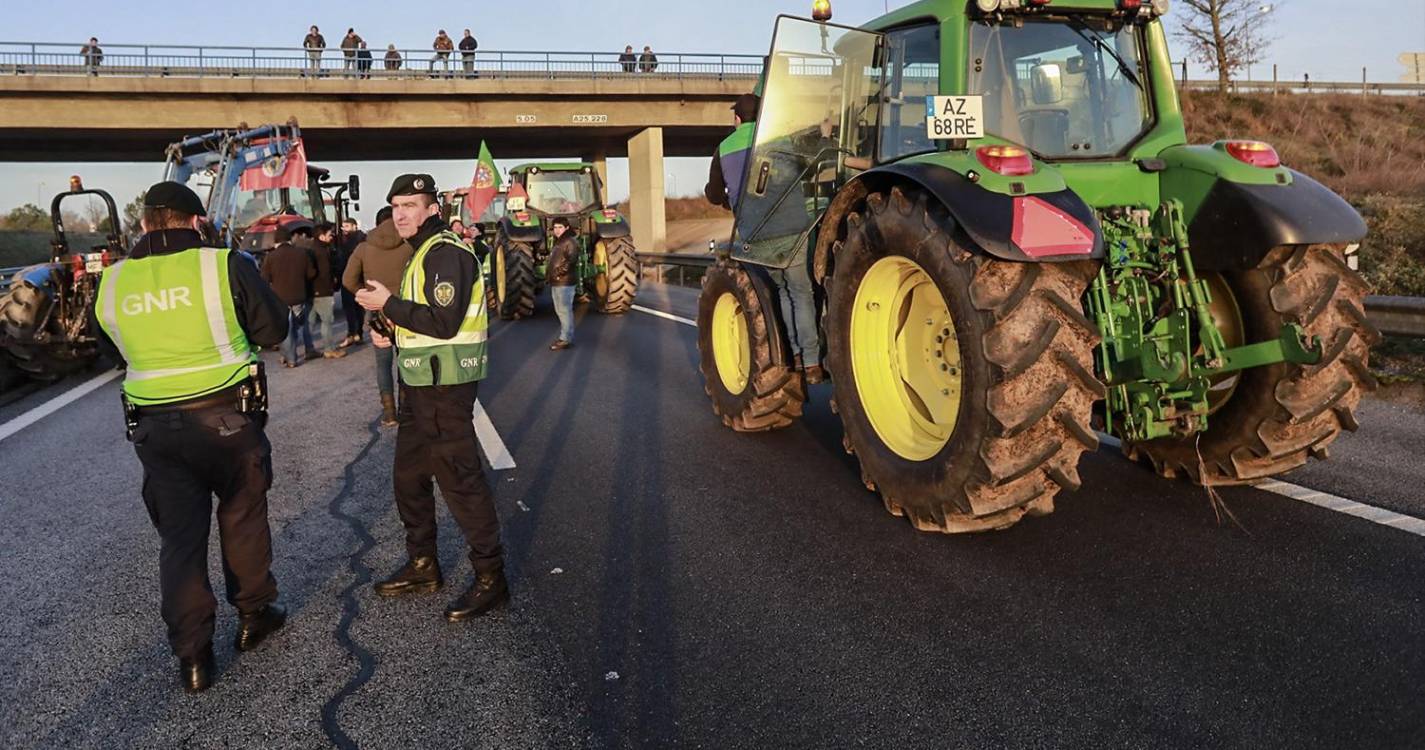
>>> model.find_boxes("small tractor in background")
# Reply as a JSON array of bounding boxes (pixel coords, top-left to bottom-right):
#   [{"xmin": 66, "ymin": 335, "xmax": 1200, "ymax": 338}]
[
  {"xmin": 698, "ymin": 1, "xmax": 1375, "ymax": 534},
  {"xmin": 162, "ymin": 120, "xmax": 356, "ymax": 257},
  {"xmin": 0, "ymin": 178, "xmax": 126, "ymax": 380},
  {"xmin": 489, "ymin": 163, "xmax": 640, "ymax": 320}
]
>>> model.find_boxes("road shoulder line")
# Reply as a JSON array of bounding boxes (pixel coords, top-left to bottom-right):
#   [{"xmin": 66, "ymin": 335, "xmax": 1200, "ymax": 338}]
[
  {"xmin": 473, "ymin": 398, "xmax": 516, "ymax": 470},
  {"xmin": 631, "ymin": 304, "xmax": 696, "ymax": 327},
  {"xmin": 0, "ymin": 369, "xmax": 122, "ymax": 444}
]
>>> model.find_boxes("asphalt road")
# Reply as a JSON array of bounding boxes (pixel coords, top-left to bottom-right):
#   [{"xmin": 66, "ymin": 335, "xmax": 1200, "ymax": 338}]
[{"xmin": 0, "ymin": 283, "xmax": 1422, "ymax": 749}]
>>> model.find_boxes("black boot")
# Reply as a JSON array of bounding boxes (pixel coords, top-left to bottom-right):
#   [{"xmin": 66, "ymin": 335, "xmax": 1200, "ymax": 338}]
[
  {"xmin": 234, "ymin": 601, "xmax": 287, "ymax": 652},
  {"xmin": 374, "ymin": 556, "xmax": 443, "ymax": 597},
  {"xmin": 180, "ymin": 644, "xmax": 215, "ymax": 694},
  {"xmin": 444, "ymin": 570, "xmax": 510, "ymax": 622}
]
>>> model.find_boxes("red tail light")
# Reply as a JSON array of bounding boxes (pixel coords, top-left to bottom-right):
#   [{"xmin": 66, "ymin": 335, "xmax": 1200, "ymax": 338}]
[
  {"xmin": 976, "ymin": 145, "xmax": 1035, "ymax": 176},
  {"xmin": 1119, "ymin": 0, "xmax": 1142, "ymax": 10},
  {"xmin": 1225, "ymin": 140, "xmax": 1281, "ymax": 168},
  {"xmin": 1027, "ymin": 0, "xmax": 1052, "ymax": 5},
  {"xmin": 601, "ymin": 209, "xmax": 619, "ymax": 220}
]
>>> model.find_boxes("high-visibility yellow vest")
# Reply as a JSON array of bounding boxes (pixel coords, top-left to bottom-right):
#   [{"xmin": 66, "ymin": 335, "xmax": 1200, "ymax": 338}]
[
  {"xmin": 394, "ymin": 230, "xmax": 488, "ymax": 386},
  {"xmin": 95, "ymin": 247, "xmax": 256, "ymax": 405}
]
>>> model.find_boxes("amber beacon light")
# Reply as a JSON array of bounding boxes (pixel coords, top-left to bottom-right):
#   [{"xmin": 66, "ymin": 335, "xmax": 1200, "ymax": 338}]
[{"xmin": 812, "ymin": 0, "xmax": 833, "ymax": 21}]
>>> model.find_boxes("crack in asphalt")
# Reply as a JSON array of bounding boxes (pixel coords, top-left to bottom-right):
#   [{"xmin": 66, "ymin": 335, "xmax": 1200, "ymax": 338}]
[{"xmin": 320, "ymin": 417, "xmax": 385, "ymax": 750}]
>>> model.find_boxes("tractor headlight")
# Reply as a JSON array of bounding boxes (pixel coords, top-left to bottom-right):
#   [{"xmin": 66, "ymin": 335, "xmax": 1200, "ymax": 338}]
[{"xmin": 976, "ymin": 0, "xmax": 1001, "ymax": 11}]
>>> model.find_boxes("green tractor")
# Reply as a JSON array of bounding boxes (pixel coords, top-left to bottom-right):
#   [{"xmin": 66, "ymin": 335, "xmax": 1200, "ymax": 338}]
[
  {"xmin": 698, "ymin": 1, "xmax": 1375, "ymax": 533},
  {"xmin": 490, "ymin": 163, "xmax": 640, "ymax": 319}
]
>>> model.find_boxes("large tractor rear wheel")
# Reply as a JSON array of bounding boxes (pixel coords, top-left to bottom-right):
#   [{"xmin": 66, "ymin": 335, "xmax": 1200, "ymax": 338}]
[
  {"xmin": 1127, "ymin": 244, "xmax": 1378, "ymax": 483},
  {"xmin": 696, "ymin": 262, "xmax": 805, "ymax": 431},
  {"xmin": 494, "ymin": 240, "xmax": 537, "ymax": 320},
  {"xmin": 592, "ymin": 237, "xmax": 640, "ymax": 314},
  {"xmin": 826, "ymin": 187, "xmax": 1103, "ymax": 533}
]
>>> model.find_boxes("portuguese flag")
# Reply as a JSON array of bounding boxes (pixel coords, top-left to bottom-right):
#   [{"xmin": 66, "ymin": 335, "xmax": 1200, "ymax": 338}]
[{"xmin": 464, "ymin": 141, "xmax": 503, "ymax": 218}]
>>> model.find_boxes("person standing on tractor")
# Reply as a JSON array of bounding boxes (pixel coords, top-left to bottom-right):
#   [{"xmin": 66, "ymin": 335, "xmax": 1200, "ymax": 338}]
[
  {"xmin": 260, "ymin": 225, "xmax": 318, "ymax": 367},
  {"xmin": 355, "ymin": 174, "xmax": 507, "ymax": 620},
  {"xmin": 458, "ymin": 29, "xmax": 478, "ymax": 78},
  {"xmin": 303, "ymin": 26, "xmax": 325, "ymax": 75},
  {"xmin": 90, "ymin": 182, "xmax": 291, "ymax": 693},
  {"xmin": 343, "ymin": 206, "xmax": 413, "ymax": 426},
  {"xmin": 309, "ymin": 223, "xmax": 347, "ymax": 359},
  {"xmin": 547, "ymin": 217, "xmax": 579, "ymax": 351},
  {"xmin": 705, "ymin": 93, "xmax": 759, "ymax": 210}
]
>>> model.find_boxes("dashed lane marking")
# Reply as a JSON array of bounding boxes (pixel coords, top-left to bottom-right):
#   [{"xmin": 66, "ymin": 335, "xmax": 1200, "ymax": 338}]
[
  {"xmin": 631, "ymin": 304, "xmax": 696, "ymax": 328},
  {"xmin": 473, "ymin": 398, "xmax": 516, "ymax": 470},
  {"xmin": 629, "ymin": 302, "xmax": 1425, "ymax": 540},
  {"xmin": 0, "ymin": 369, "xmax": 122, "ymax": 445},
  {"xmin": 1096, "ymin": 432, "xmax": 1425, "ymax": 539}
]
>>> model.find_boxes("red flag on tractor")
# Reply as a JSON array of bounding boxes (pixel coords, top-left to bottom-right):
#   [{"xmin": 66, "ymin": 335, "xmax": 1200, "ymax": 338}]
[
  {"xmin": 464, "ymin": 140, "xmax": 503, "ymax": 218},
  {"xmin": 239, "ymin": 138, "xmax": 308, "ymax": 192}
]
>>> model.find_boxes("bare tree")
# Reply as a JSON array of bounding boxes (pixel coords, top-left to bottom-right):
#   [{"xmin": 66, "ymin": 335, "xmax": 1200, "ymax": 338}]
[{"xmin": 1174, "ymin": 1, "xmax": 1278, "ymax": 93}]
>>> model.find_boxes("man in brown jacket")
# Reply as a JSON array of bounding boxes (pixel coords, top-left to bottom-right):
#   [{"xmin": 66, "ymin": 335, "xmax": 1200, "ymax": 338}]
[
  {"xmin": 343, "ymin": 207, "xmax": 415, "ymax": 425},
  {"xmin": 261, "ymin": 225, "xmax": 317, "ymax": 367}
]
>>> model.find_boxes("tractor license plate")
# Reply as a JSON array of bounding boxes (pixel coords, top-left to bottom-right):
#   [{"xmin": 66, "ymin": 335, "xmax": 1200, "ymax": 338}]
[
  {"xmin": 85, "ymin": 259, "xmax": 104, "ymax": 273},
  {"xmin": 926, "ymin": 96, "xmax": 984, "ymax": 140}
]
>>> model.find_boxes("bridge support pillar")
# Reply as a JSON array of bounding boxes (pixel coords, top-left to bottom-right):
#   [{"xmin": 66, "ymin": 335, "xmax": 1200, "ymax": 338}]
[
  {"xmin": 584, "ymin": 149, "xmax": 608, "ymax": 204},
  {"xmin": 627, "ymin": 127, "xmax": 666, "ymax": 252}
]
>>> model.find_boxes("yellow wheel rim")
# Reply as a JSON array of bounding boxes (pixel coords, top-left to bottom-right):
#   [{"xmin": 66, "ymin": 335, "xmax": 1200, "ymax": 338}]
[
  {"xmin": 1203, "ymin": 272, "xmax": 1246, "ymax": 415},
  {"xmin": 711, "ymin": 292, "xmax": 751, "ymax": 395},
  {"xmin": 593, "ymin": 241, "xmax": 610, "ymax": 300},
  {"xmin": 496, "ymin": 245, "xmax": 507, "ymax": 304},
  {"xmin": 850, "ymin": 256, "xmax": 961, "ymax": 461}
]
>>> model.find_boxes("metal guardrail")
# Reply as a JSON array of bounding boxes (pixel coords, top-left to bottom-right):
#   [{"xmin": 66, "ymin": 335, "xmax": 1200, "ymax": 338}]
[
  {"xmin": 1178, "ymin": 79, "xmax": 1425, "ymax": 96},
  {"xmin": 636, "ymin": 252, "xmax": 714, "ymax": 267},
  {"xmin": 0, "ymin": 41, "xmax": 763, "ymax": 80}
]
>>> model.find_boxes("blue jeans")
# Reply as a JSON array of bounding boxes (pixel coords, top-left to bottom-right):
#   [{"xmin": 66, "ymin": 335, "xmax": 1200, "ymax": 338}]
[
  {"xmin": 775, "ymin": 245, "xmax": 820, "ymax": 367},
  {"xmin": 374, "ymin": 342, "xmax": 395, "ymax": 396},
  {"xmin": 282, "ymin": 302, "xmax": 313, "ymax": 363},
  {"xmin": 307, "ymin": 296, "xmax": 335, "ymax": 352},
  {"xmin": 551, "ymin": 285, "xmax": 576, "ymax": 343}
]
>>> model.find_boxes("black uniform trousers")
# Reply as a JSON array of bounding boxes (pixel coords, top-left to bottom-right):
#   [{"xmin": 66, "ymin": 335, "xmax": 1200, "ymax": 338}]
[
  {"xmin": 394, "ymin": 381, "xmax": 503, "ymax": 573},
  {"xmin": 132, "ymin": 407, "xmax": 278, "ymax": 660}
]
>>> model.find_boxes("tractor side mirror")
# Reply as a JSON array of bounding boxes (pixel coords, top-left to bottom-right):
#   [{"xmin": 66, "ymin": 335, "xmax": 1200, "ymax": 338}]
[
  {"xmin": 348, "ymin": 175, "xmax": 361, "ymax": 201},
  {"xmin": 1031, "ymin": 63, "xmax": 1064, "ymax": 105}
]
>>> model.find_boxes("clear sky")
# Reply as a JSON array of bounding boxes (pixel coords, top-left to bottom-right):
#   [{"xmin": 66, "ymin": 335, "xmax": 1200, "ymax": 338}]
[{"xmin": 1, "ymin": 0, "xmax": 1422, "ymax": 228}]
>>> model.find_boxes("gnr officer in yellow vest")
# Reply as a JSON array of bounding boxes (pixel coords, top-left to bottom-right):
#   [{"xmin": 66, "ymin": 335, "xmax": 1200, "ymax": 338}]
[
  {"xmin": 90, "ymin": 182, "xmax": 292, "ymax": 693},
  {"xmin": 356, "ymin": 174, "xmax": 507, "ymax": 621}
]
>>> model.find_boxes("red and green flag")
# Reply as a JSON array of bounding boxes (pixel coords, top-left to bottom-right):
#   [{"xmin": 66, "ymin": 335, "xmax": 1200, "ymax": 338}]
[{"xmin": 464, "ymin": 140, "xmax": 502, "ymax": 219}]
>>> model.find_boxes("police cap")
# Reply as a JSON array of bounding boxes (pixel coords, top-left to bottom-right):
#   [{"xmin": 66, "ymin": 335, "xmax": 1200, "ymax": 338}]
[
  {"xmin": 387, "ymin": 173, "xmax": 438, "ymax": 203},
  {"xmin": 144, "ymin": 181, "xmax": 206, "ymax": 217}
]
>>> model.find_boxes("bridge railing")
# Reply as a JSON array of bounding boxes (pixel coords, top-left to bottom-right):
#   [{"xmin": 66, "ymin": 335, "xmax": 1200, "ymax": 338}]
[{"xmin": 0, "ymin": 42, "xmax": 763, "ymax": 80}]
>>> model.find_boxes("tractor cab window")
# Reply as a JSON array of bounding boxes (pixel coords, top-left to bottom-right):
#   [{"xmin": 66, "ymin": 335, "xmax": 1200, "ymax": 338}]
[
  {"xmin": 233, "ymin": 186, "xmax": 314, "ymax": 227},
  {"xmin": 968, "ymin": 19, "xmax": 1151, "ymax": 159},
  {"xmin": 879, "ymin": 24, "xmax": 940, "ymax": 161},
  {"xmin": 524, "ymin": 171, "xmax": 599, "ymax": 215},
  {"xmin": 734, "ymin": 16, "xmax": 883, "ymax": 268}
]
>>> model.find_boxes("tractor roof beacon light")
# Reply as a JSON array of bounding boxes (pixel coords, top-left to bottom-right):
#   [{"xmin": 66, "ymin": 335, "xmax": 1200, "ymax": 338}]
[
  {"xmin": 1119, "ymin": 0, "xmax": 1142, "ymax": 10},
  {"xmin": 69, "ymin": 175, "xmax": 84, "ymax": 192},
  {"xmin": 1225, "ymin": 140, "xmax": 1281, "ymax": 168},
  {"xmin": 976, "ymin": 145, "xmax": 1035, "ymax": 176},
  {"xmin": 811, "ymin": 0, "xmax": 832, "ymax": 22},
  {"xmin": 1151, "ymin": 0, "xmax": 1170, "ymax": 14}
]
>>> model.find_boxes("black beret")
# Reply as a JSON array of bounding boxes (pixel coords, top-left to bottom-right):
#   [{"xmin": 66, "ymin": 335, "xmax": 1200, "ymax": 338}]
[
  {"xmin": 144, "ymin": 181, "xmax": 206, "ymax": 217},
  {"xmin": 387, "ymin": 173, "xmax": 438, "ymax": 203}
]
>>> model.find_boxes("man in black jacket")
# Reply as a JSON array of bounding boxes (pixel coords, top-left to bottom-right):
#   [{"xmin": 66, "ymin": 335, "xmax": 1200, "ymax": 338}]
[
  {"xmin": 260, "ymin": 225, "xmax": 317, "ymax": 367},
  {"xmin": 458, "ymin": 29, "xmax": 478, "ymax": 78},
  {"xmin": 90, "ymin": 182, "xmax": 291, "ymax": 693},
  {"xmin": 547, "ymin": 217, "xmax": 578, "ymax": 351}
]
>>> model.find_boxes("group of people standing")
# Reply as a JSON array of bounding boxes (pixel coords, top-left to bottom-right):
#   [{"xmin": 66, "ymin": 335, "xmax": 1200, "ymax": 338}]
[
  {"xmin": 257, "ymin": 220, "xmax": 364, "ymax": 368},
  {"xmin": 94, "ymin": 175, "xmax": 507, "ymax": 694},
  {"xmin": 618, "ymin": 45, "xmax": 660, "ymax": 73},
  {"xmin": 301, "ymin": 26, "xmax": 480, "ymax": 77}
]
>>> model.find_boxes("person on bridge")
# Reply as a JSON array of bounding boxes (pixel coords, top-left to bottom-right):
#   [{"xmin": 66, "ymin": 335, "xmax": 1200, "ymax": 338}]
[
  {"xmin": 547, "ymin": 217, "xmax": 579, "ymax": 351},
  {"xmin": 431, "ymin": 30, "xmax": 455, "ymax": 77},
  {"xmin": 356, "ymin": 174, "xmax": 508, "ymax": 620},
  {"xmin": 344, "ymin": 206, "xmax": 414, "ymax": 427},
  {"xmin": 357, "ymin": 41, "xmax": 374, "ymax": 78},
  {"xmin": 639, "ymin": 46, "xmax": 659, "ymax": 73},
  {"xmin": 459, "ymin": 29, "xmax": 478, "ymax": 78},
  {"xmin": 303, "ymin": 26, "xmax": 325, "ymax": 75},
  {"xmin": 80, "ymin": 37, "xmax": 103, "ymax": 76},
  {"xmin": 89, "ymin": 181, "xmax": 291, "ymax": 693},
  {"xmin": 619, "ymin": 45, "xmax": 637, "ymax": 73},
  {"xmin": 385, "ymin": 44, "xmax": 403, "ymax": 71},
  {"xmin": 341, "ymin": 28, "xmax": 363, "ymax": 75}
]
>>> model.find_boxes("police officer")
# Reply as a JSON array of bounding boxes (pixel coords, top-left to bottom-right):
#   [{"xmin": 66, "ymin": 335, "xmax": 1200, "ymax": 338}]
[
  {"xmin": 91, "ymin": 182, "xmax": 291, "ymax": 693},
  {"xmin": 356, "ymin": 174, "xmax": 507, "ymax": 621}
]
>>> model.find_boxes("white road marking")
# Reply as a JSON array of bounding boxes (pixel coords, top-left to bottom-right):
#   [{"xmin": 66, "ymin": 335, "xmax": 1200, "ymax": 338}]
[
  {"xmin": 1097, "ymin": 432, "xmax": 1425, "ymax": 538},
  {"xmin": 631, "ymin": 304, "xmax": 696, "ymax": 328},
  {"xmin": 472, "ymin": 398, "xmax": 516, "ymax": 470},
  {"xmin": 0, "ymin": 369, "xmax": 123, "ymax": 445}
]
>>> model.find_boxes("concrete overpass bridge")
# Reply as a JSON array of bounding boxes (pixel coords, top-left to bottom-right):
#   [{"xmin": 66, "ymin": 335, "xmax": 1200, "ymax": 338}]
[{"xmin": 0, "ymin": 42, "xmax": 764, "ymax": 249}]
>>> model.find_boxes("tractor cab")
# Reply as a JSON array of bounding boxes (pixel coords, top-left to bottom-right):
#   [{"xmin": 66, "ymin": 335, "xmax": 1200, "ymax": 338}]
[
  {"xmin": 234, "ymin": 163, "xmax": 332, "ymax": 256},
  {"xmin": 504, "ymin": 163, "xmax": 610, "ymax": 249}
]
